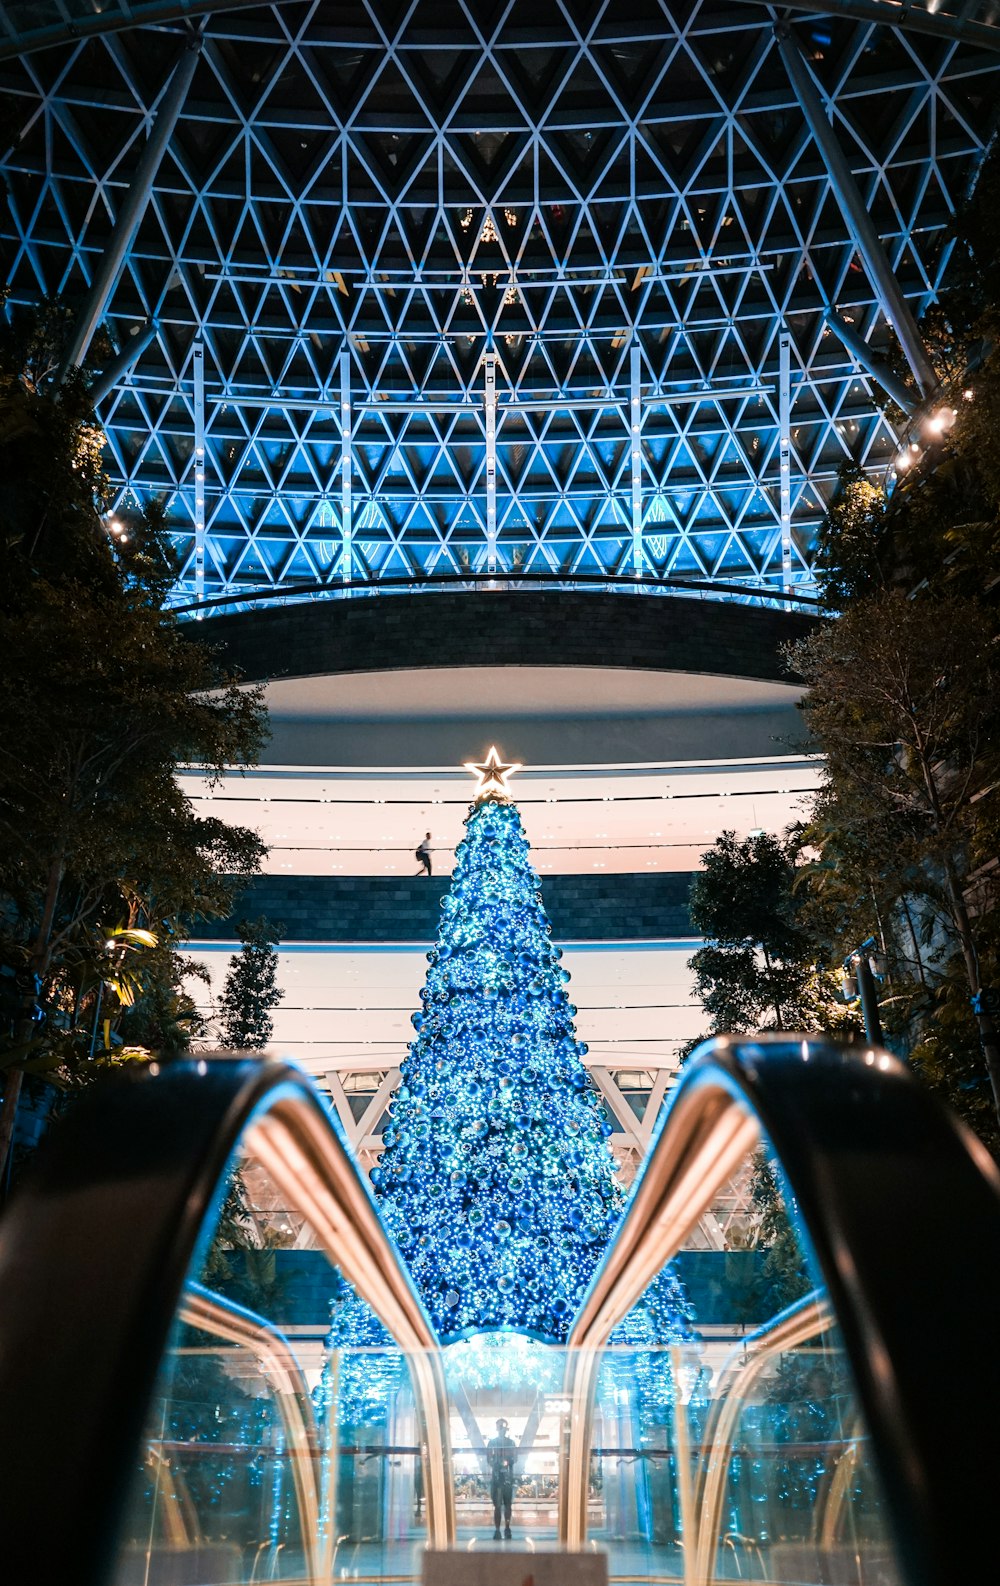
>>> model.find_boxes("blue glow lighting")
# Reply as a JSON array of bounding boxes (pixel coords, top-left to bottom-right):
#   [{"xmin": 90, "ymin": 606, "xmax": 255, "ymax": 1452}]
[{"xmin": 371, "ymin": 790, "xmax": 623, "ymax": 1344}]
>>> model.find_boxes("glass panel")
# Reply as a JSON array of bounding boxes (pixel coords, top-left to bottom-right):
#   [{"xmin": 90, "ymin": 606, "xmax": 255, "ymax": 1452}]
[
  {"xmin": 109, "ymin": 1141, "xmax": 426, "ymax": 1586},
  {"xmin": 443, "ymin": 1333, "xmax": 566, "ymax": 1546},
  {"xmin": 582, "ymin": 1126, "xmax": 906, "ymax": 1586},
  {"xmin": 107, "ymin": 1099, "xmax": 909, "ymax": 1586}
]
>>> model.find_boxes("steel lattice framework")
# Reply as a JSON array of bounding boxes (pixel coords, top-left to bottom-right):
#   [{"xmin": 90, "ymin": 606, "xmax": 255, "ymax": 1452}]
[{"xmin": 2, "ymin": 0, "xmax": 999, "ymax": 608}]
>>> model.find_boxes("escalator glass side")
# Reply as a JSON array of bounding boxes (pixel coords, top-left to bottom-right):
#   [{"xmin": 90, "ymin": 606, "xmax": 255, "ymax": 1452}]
[
  {"xmin": 560, "ymin": 1036, "xmax": 1000, "ymax": 1586},
  {"xmin": 0, "ymin": 1059, "xmax": 451, "ymax": 1586},
  {"xmin": 570, "ymin": 1143, "xmax": 903, "ymax": 1586},
  {"xmin": 108, "ymin": 1132, "xmax": 435, "ymax": 1586}
]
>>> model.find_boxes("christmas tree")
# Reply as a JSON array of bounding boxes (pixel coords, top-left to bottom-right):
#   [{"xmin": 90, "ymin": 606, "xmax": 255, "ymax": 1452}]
[{"xmin": 370, "ymin": 750, "xmax": 624, "ymax": 1343}]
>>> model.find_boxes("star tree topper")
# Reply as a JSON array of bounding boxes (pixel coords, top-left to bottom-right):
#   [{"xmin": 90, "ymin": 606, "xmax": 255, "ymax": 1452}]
[{"xmin": 464, "ymin": 744, "xmax": 523, "ymax": 801}]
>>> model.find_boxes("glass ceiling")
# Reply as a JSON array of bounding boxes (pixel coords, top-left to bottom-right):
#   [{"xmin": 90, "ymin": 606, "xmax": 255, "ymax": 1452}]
[{"xmin": 2, "ymin": 0, "xmax": 998, "ymax": 610}]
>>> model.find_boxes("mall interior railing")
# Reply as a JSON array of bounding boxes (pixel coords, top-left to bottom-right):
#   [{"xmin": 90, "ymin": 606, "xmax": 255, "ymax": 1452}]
[
  {"xmin": 1, "ymin": 1036, "xmax": 999, "ymax": 1586},
  {"xmin": 168, "ymin": 567, "xmax": 822, "ymax": 620}
]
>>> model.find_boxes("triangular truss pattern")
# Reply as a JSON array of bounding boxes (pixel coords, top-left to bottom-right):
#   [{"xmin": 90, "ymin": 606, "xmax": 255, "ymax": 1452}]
[{"xmin": 2, "ymin": 1, "xmax": 995, "ymax": 608}]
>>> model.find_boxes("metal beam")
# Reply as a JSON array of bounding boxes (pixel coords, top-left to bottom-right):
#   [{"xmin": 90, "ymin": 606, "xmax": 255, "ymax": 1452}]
[
  {"xmin": 823, "ymin": 309, "xmax": 919, "ymax": 414},
  {"xmin": 88, "ymin": 319, "xmax": 158, "ymax": 407},
  {"xmin": 738, "ymin": 0, "xmax": 1000, "ymax": 55},
  {"xmin": 630, "ymin": 342, "xmax": 643, "ymax": 578},
  {"xmin": 778, "ymin": 329, "xmax": 793, "ymax": 593},
  {"xmin": 192, "ymin": 339, "xmax": 206, "ymax": 613},
  {"xmin": 484, "ymin": 351, "xmax": 497, "ymax": 575},
  {"xmin": 339, "ymin": 349, "xmax": 353, "ymax": 586},
  {"xmin": 56, "ymin": 35, "xmax": 201, "ymax": 381},
  {"xmin": 775, "ymin": 23, "xmax": 938, "ymax": 398},
  {"xmin": 0, "ymin": 0, "xmax": 295, "ymax": 62},
  {"xmin": 98, "ymin": 385, "xmax": 772, "ymax": 415}
]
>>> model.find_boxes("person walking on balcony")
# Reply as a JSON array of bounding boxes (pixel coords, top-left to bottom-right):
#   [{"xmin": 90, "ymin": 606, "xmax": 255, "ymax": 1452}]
[
  {"xmin": 415, "ymin": 832, "xmax": 433, "ymax": 876},
  {"xmin": 488, "ymin": 1417, "xmax": 516, "ymax": 1540}
]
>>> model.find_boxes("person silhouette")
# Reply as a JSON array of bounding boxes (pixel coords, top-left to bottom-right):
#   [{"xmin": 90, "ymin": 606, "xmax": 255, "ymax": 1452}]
[
  {"xmin": 487, "ymin": 1416, "xmax": 516, "ymax": 1540},
  {"xmin": 415, "ymin": 832, "xmax": 433, "ymax": 876}
]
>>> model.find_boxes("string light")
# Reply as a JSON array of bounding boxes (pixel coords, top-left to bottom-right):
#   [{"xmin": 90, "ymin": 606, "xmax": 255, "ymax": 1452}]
[{"xmin": 372, "ymin": 786, "xmax": 623, "ymax": 1343}]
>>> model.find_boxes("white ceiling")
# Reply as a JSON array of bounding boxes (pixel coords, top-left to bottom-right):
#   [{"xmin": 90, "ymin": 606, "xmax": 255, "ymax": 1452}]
[
  {"xmin": 249, "ymin": 664, "xmax": 807, "ymax": 767},
  {"xmin": 261, "ymin": 666, "xmax": 802, "ymax": 720}
]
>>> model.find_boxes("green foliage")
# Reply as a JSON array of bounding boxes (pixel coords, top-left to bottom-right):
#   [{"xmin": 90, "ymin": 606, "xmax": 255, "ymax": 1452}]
[
  {"xmin": 0, "ymin": 301, "xmax": 270, "ymax": 1174},
  {"xmin": 747, "ymin": 1151, "xmax": 812, "ymax": 1310},
  {"xmin": 813, "ymin": 461, "xmax": 887, "ymax": 612},
  {"xmin": 789, "ymin": 529, "xmax": 1000, "ymax": 1129},
  {"xmin": 687, "ymin": 831, "xmax": 850, "ymax": 1039},
  {"xmin": 217, "ymin": 918, "xmax": 284, "ymax": 1051}
]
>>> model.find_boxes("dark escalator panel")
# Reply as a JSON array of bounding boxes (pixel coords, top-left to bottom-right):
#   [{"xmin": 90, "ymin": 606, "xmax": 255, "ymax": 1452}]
[{"xmin": 561, "ymin": 1036, "xmax": 1000, "ymax": 1586}]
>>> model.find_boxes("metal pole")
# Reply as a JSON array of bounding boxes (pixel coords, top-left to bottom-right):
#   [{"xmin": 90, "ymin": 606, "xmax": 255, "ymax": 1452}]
[
  {"xmin": 57, "ymin": 35, "xmax": 202, "ymax": 380},
  {"xmin": 193, "ymin": 339, "xmax": 206, "ymax": 614},
  {"xmin": 854, "ymin": 953, "xmax": 884, "ymax": 1046},
  {"xmin": 630, "ymin": 341, "xmax": 643, "ymax": 578},
  {"xmin": 775, "ymin": 23, "xmax": 937, "ymax": 399},
  {"xmin": 778, "ymin": 329, "xmax": 793, "ymax": 594},
  {"xmin": 88, "ymin": 319, "xmax": 158, "ymax": 407},
  {"xmin": 339, "ymin": 349, "xmax": 353, "ymax": 586},
  {"xmin": 822, "ymin": 309, "xmax": 919, "ymax": 414},
  {"xmin": 484, "ymin": 351, "xmax": 497, "ymax": 576}
]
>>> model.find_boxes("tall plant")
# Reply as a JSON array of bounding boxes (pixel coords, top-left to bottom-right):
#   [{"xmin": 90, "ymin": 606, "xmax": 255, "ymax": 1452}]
[
  {"xmin": 217, "ymin": 918, "xmax": 284, "ymax": 1051},
  {"xmin": 0, "ymin": 302, "xmax": 269, "ymax": 1182}
]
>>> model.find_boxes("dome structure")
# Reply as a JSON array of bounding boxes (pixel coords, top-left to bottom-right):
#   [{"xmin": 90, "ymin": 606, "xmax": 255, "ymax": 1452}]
[{"xmin": 2, "ymin": 0, "xmax": 998, "ymax": 610}]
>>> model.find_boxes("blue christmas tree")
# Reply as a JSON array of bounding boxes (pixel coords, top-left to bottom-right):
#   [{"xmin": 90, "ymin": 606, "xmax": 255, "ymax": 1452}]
[{"xmin": 370, "ymin": 751, "xmax": 624, "ymax": 1343}]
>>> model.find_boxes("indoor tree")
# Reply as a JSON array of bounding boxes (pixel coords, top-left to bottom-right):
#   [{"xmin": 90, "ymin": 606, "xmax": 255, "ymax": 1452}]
[
  {"xmin": 788, "ymin": 592, "xmax": 1000, "ymax": 1126},
  {"xmin": 217, "ymin": 918, "xmax": 284, "ymax": 1051},
  {"xmin": 0, "ymin": 301, "xmax": 269, "ymax": 1184}
]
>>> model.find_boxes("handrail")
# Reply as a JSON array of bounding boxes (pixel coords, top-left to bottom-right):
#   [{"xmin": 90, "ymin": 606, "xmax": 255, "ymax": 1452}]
[
  {"xmin": 558, "ymin": 1034, "xmax": 1000, "ymax": 1586},
  {"xmin": 0, "ymin": 1056, "xmax": 455, "ymax": 1586},
  {"xmin": 178, "ymin": 1283, "xmax": 323, "ymax": 1583},
  {"xmin": 692, "ymin": 1291, "xmax": 831, "ymax": 1586}
]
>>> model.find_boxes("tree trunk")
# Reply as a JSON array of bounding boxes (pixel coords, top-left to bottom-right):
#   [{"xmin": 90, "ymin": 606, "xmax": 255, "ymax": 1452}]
[
  {"xmin": 762, "ymin": 945, "xmax": 784, "ymax": 1030},
  {"xmin": 943, "ymin": 863, "xmax": 1000, "ymax": 1124},
  {"xmin": 0, "ymin": 1067, "xmax": 24, "ymax": 1204},
  {"xmin": 0, "ymin": 855, "xmax": 65, "ymax": 1191},
  {"xmin": 911, "ymin": 729, "xmax": 1000, "ymax": 1124}
]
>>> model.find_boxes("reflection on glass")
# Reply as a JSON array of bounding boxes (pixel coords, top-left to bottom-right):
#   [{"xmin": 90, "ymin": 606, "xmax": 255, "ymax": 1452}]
[
  {"xmin": 574, "ymin": 1133, "xmax": 905, "ymax": 1586},
  {"xmin": 108, "ymin": 1091, "xmax": 909, "ymax": 1586},
  {"xmin": 110, "ymin": 1150, "xmax": 430, "ymax": 1586}
]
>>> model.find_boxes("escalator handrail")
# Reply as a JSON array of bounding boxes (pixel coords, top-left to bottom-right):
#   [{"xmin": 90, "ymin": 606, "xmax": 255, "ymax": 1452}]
[
  {"xmin": 0, "ymin": 1056, "xmax": 455, "ymax": 1586},
  {"xmin": 561, "ymin": 1034, "xmax": 1000, "ymax": 1586}
]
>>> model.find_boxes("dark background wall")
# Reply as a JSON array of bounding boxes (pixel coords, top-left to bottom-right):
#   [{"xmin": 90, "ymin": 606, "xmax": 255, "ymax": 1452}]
[
  {"xmin": 195, "ymin": 871, "xmax": 695, "ymax": 944},
  {"xmin": 195, "ymin": 591, "xmax": 819, "ymax": 686}
]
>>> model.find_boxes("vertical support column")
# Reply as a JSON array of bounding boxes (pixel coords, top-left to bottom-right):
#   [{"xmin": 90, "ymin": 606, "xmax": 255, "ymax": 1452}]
[
  {"xmin": 630, "ymin": 341, "xmax": 643, "ymax": 579},
  {"xmin": 484, "ymin": 351, "xmax": 497, "ymax": 576},
  {"xmin": 56, "ymin": 35, "xmax": 202, "ymax": 381},
  {"xmin": 340, "ymin": 349, "xmax": 353, "ymax": 587},
  {"xmin": 775, "ymin": 24, "xmax": 937, "ymax": 398},
  {"xmin": 778, "ymin": 329, "xmax": 793, "ymax": 595},
  {"xmin": 192, "ymin": 339, "xmax": 206, "ymax": 615}
]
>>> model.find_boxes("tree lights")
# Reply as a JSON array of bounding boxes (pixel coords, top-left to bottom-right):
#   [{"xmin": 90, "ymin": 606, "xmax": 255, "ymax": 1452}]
[{"xmin": 372, "ymin": 776, "xmax": 623, "ymax": 1343}]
